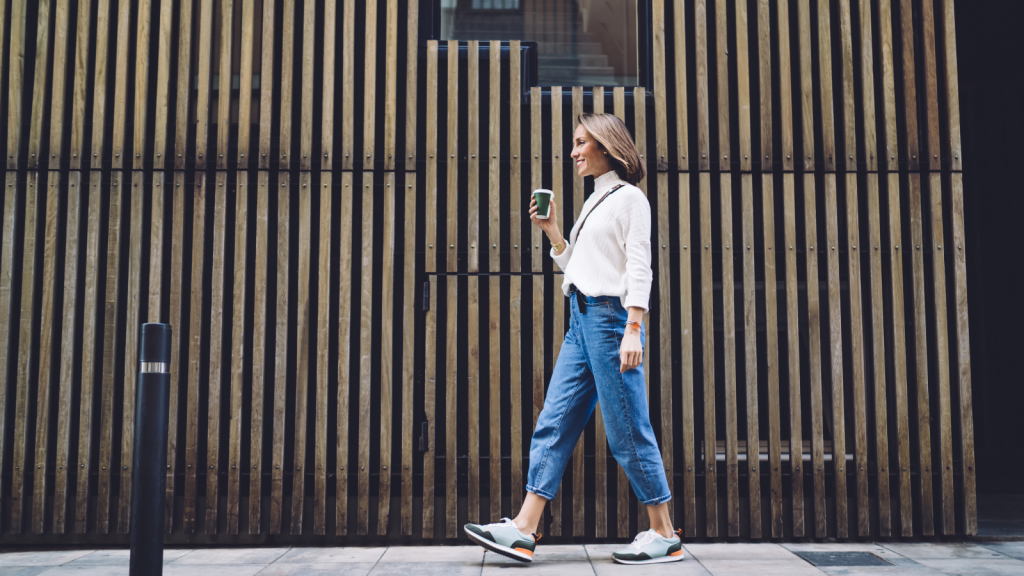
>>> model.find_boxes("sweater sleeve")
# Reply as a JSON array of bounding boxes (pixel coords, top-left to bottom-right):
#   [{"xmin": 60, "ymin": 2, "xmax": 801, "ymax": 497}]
[
  {"xmin": 621, "ymin": 191, "xmax": 653, "ymax": 311},
  {"xmin": 550, "ymin": 241, "xmax": 574, "ymax": 270}
]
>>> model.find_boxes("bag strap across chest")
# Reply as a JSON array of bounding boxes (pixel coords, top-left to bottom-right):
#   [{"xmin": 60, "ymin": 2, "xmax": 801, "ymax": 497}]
[{"xmin": 571, "ymin": 184, "xmax": 625, "ymax": 245}]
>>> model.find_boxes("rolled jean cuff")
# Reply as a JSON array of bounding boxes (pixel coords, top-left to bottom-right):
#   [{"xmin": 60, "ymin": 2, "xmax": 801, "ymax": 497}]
[
  {"xmin": 525, "ymin": 485, "xmax": 557, "ymax": 501},
  {"xmin": 640, "ymin": 493, "xmax": 673, "ymax": 506}
]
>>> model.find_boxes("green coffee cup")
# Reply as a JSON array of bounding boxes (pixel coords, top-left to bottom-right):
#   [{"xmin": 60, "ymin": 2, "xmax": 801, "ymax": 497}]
[{"xmin": 533, "ymin": 189, "xmax": 553, "ymax": 219}]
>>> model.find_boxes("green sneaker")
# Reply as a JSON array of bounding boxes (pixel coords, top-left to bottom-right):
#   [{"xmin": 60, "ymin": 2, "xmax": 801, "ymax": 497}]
[
  {"xmin": 464, "ymin": 518, "xmax": 540, "ymax": 563},
  {"xmin": 611, "ymin": 528, "xmax": 685, "ymax": 565}
]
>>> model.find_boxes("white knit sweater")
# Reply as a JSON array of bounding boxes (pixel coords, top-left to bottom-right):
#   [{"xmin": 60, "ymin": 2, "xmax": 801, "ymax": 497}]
[{"xmin": 550, "ymin": 171, "xmax": 653, "ymax": 311}]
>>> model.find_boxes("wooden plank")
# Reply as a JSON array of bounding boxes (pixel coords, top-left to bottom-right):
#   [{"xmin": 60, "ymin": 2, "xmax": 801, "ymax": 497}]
[
  {"xmin": 194, "ymin": 0, "xmax": 214, "ymax": 170},
  {"xmin": 760, "ymin": 173, "xmax": 783, "ymax": 537},
  {"xmin": 98, "ymin": 171, "xmax": 126, "ymax": 534},
  {"xmin": 48, "ymin": 0, "xmax": 72, "ymax": 166},
  {"xmin": 908, "ymin": 179, "xmax": 936, "ymax": 536},
  {"xmin": 341, "ymin": 0, "xmax": 355, "ymax": 170},
  {"xmin": 215, "ymin": 0, "xmax": 236, "ymax": 170},
  {"xmin": 320, "ymin": 0, "xmax": 337, "ymax": 168},
  {"xmin": 174, "ymin": 0, "xmax": 194, "ymax": 169},
  {"xmin": 509, "ymin": 40, "xmax": 524, "ymax": 517},
  {"xmin": 720, "ymin": 172, "xmax": 739, "ymax": 537},
  {"xmin": 635, "ymin": 85, "xmax": 650, "ymax": 542},
  {"xmin": 926, "ymin": 172, "xmax": 954, "ymax": 534},
  {"xmin": 948, "ymin": 173, "xmax": 975, "ymax": 533},
  {"xmin": 570, "ymin": 84, "xmax": 584, "ymax": 535},
  {"xmin": 777, "ymin": 0, "xmax": 794, "ymax": 171},
  {"xmin": 288, "ymin": 173, "xmax": 312, "ymax": 535},
  {"xmin": 313, "ymin": 172, "xmax": 331, "ymax": 536},
  {"xmin": 68, "ymin": 0, "xmax": 93, "ymax": 168},
  {"xmin": 152, "ymin": 0, "xmax": 174, "ymax": 167},
  {"xmin": 529, "ymin": 86, "xmax": 546, "ymax": 534},
  {"xmin": 656, "ymin": 170, "xmax": 675, "ymax": 531},
  {"xmin": 6, "ymin": 0, "xmax": 26, "ymax": 169},
  {"xmin": 695, "ymin": 0, "xmax": 709, "ymax": 171},
  {"xmin": 673, "ymin": 0, "xmax": 689, "ymax": 169},
  {"xmin": 148, "ymin": 156, "xmax": 165, "ymax": 322},
  {"xmin": 202, "ymin": 172, "xmax": 227, "ymax": 534},
  {"xmin": 939, "ymin": 0, "xmax": 974, "ymax": 532},
  {"xmin": 920, "ymin": 0, "xmax": 941, "ymax": 172},
  {"xmin": 279, "ymin": 0, "xmax": 296, "ymax": 169},
  {"xmin": 54, "ymin": 171, "xmax": 83, "ymax": 533},
  {"xmin": 250, "ymin": 171, "xmax": 268, "ymax": 534},
  {"xmin": 796, "ymin": 0, "xmax": 813, "ymax": 172},
  {"xmin": 757, "ymin": 0, "xmax": 771, "ymax": 171},
  {"xmin": 856, "ymin": 0, "xmax": 877, "ymax": 173},
  {"xmin": 27, "ymin": 0, "xmax": 53, "ymax": 170},
  {"xmin": 782, "ymin": 173, "xmax": 803, "ymax": 537},
  {"xmin": 165, "ymin": 171, "xmax": 185, "ymax": 533},
  {"xmin": 421, "ymin": 42, "xmax": 438, "ymax": 539},
  {"xmin": 336, "ymin": 172, "xmax": 355, "ymax": 535},
  {"xmin": 227, "ymin": 171, "xmax": 249, "ymax": 534},
  {"xmin": 358, "ymin": 173, "xmax": 375, "ymax": 535},
  {"xmin": 715, "ymin": 0, "xmax": 729, "ymax": 170},
  {"xmin": 572, "ymin": 87, "xmax": 583, "ymax": 223},
  {"xmin": 11, "ymin": 172, "xmax": 43, "ymax": 533},
  {"xmin": 735, "ymin": 0, "xmax": 751, "ymax": 172},
  {"xmin": 0, "ymin": 174, "xmax": 17, "ymax": 527},
  {"xmin": 613, "ymin": 87, "xmax": 629, "ymax": 539},
  {"xmin": 377, "ymin": 173, "xmax": 396, "ymax": 534},
  {"xmin": 299, "ymin": 0, "xmax": 314, "ymax": 170},
  {"xmin": 740, "ymin": 173, "xmax": 760, "ymax": 538},
  {"xmin": 877, "ymin": 0, "xmax": 898, "ymax": 171},
  {"xmin": 132, "ymin": 0, "xmax": 152, "ymax": 170},
  {"xmin": 362, "ymin": 0, "xmax": 379, "ymax": 169},
  {"xmin": 270, "ymin": 174, "xmax": 290, "ymax": 535},
  {"xmin": 382, "ymin": 0, "xmax": 398, "ymax": 170},
  {"xmin": 816, "ymin": 0, "xmax": 836, "ymax": 172},
  {"xmin": 466, "ymin": 40, "xmax": 481, "ymax": 527},
  {"xmin": 898, "ymin": 0, "xmax": 919, "ymax": 171},
  {"xmin": 73, "ymin": 171, "xmax": 100, "ymax": 532},
  {"xmin": 403, "ymin": 0, "xmax": 419, "ymax": 171},
  {"xmin": 401, "ymin": 173, "xmax": 417, "ymax": 535},
  {"xmin": 677, "ymin": 172, "xmax": 696, "ymax": 537},
  {"xmin": 699, "ymin": 172, "xmax": 716, "ymax": 537},
  {"xmin": 488, "ymin": 40, "xmax": 502, "ymax": 523},
  {"xmin": 843, "ymin": 172, "xmax": 869, "ymax": 536},
  {"xmin": 589, "ymin": 86, "xmax": 607, "ymax": 538},
  {"xmin": 31, "ymin": 172, "xmax": 62, "ymax": 534},
  {"xmin": 865, "ymin": 175, "xmax": 891, "ymax": 537},
  {"xmin": 823, "ymin": 174, "xmax": 848, "ymax": 539},
  {"xmin": 653, "ymin": 0, "xmax": 668, "ymax": 170},
  {"xmin": 445, "ymin": 40, "xmax": 460, "ymax": 539},
  {"xmin": 838, "ymin": 0, "xmax": 856, "ymax": 172},
  {"xmin": 257, "ymin": 0, "xmax": 275, "ymax": 168},
  {"xmin": 549, "ymin": 85, "xmax": 563, "ymax": 537},
  {"xmin": 802, "ymin": 174, "xmax": 826, "ymax": 538}
]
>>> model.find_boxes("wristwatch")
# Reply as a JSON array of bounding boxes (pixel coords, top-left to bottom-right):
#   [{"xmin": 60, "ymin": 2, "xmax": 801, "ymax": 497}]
[
  {"xmin": 551, "ymin": 237, "xmax": 566, "ymax": 252},
  {"xmin": 625, "ymin": 320, "xmax": 642, "ymax": 333}
]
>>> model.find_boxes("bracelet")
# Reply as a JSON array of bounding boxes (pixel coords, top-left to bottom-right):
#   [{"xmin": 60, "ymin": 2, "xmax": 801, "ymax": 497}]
[
  {"xmin": 625, "ymin": 320, "xmax": 641, "ymax": 332},
  {"xmin": 551, "ymin": 237, "xmax": 566, "ymax": 252}
]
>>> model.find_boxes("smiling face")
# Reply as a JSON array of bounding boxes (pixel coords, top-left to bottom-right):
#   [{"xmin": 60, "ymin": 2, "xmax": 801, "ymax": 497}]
[{"xmin": 570, "ymin": 124, "xmax": 612, "ymax": 178}]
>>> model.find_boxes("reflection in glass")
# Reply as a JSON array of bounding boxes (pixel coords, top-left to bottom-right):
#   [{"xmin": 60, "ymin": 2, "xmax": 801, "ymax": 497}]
[{"xmin": 441, "ymin": 0, "xmax": 639, "ymax": 87}]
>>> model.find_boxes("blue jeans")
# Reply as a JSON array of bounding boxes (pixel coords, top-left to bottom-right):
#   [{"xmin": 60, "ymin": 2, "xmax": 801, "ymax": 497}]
[{"xmin": 526, "ymin": 290, "xmax": 672, "ymax": 506}]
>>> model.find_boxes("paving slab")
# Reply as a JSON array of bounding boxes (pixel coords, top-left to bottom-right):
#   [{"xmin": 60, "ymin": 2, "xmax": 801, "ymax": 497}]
[
  {"xmin": 378, "ymin": 546, "xmax": 484, "ymax": 563},
  {"xmin": 816, "ymin": 567, "xmax": 941, "ymax": 576},
  {"xmin": 274, "ymin": 547, "xmax": 387, "ymax": 563},
  {"xmin": 67, "ymin": 549, "xmax": 192, "ymax": 565},
  {"xmin": 688, "ymin": 559, "xmax": 826, "ymax": 576},
  {"xmin": 481, "ymin": 559, "xmax": 594, "ymax": 575},
  {"xmin": 881, "ymin": 543, "xmax": 1008, "ymax": 559},
  {"xmin": 484, "ymin": 545, "xmax": 589, "ymax": 563},
  {"xmin": 981, "ymin": 542, "xmax": 1024, "ymax": 561},
  {"xmin": 163, "ymin": 565, "xmax": 265, "ymax": 576},
  {"xmin": 11, "ymin": 567, "xmax": 129, "ymax": 576},
  {"xmin": 914, "ymin": 558, "xmax": 1024, "ymax": 575},
  {"xmin": 684, "ymin": 543, "xmax": 806, "ymax": 561},
  {"xmin": 172, "ymin": 549, "xmax": 290, "ymax": 565},
  {"xmin": 369, "ymin": 562, "xmax": 482, "ymax": 575},
  {"xmin": 0, "ymin": 567, "xmax": 53, "ymax": 576},
  {"xmin": 782, "ymin": 542, "xmax": 903, "ymax": 560},
  {"xmin": 256, "ymin": 562, "xmax": 376, "ymax": 575},
  {"xmin": 586, "ymin": 545, "xmax": 712, "ymax": 576},
  {"xmin": 0, "ymin": 552, "xmax": 95, "ymax": 567}
]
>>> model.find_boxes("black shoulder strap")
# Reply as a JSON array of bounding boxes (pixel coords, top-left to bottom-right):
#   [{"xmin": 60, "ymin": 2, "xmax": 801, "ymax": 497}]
[{"xmin": 571, "ymin": 184, "xmax": 625, "ymax": 245}]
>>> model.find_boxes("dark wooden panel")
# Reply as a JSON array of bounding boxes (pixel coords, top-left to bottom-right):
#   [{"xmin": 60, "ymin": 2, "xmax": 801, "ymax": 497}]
[
  {"xmin": 695, "ymin": 0, "xmax": 709, "ymax": 171},
  {"xmin": 362, "ymin": 0, "xmax": 379, "ymax": 169},
  {"xmin": 403, "ymin": 0, "xmax": 419, "ymax": 171},
  {"xmin": 719, "ymin": 172, "xmax": 738, "ymax": 537},
  {"xmin": 401, "ymin": 172, "xmax": 417, "ymax": 535},
  {"xmin": 152, "ymin": 0, "xmax": 176, "ymax": 167},
  {"xmin": 315, "ymin": 172, "xmax": 332, "ymax": 536},
  {"xmin": 321, "ymin": 0, "xmax": 337, "ymax": 168},
  {"xmin": 48, "ymin": 0, "xmax": 72, "ymax": 166},
  {"xmin": 382, "ymin": 0, "xmax": 398, "ymax": 170},
  {"xmin": 7, "ymin": 0, "xmax": 27, "ymax": 169},
  {"xmin": 27, "ymin": 0, "xmax": 54, "ymax": 170},
  {"xmin": 802, "ymin": 174, "xmax": 826, "ymax": 538},
  {"xmin": 674, "ymin": 0, "xmax": 689, "ymax": 169},
  {"xmin": 782, "ymin": 173, "xmax": 803, "ymax": 537},
  {"xmin": 299, "ymin": 0, "xmax": 314, "ymax": 170},
  {"xmin": 289, "ymin": 172, "xmax": 312, "ymax": 535},
  {"xmin": 337, "ymin": 172, "xmax": 355, "ymax": 535},
  {"xmin": 270, "ymin": 173, "xmax": 289, "ymax": 535},
  {"xmin": 258, "ymin": 0, "xmax": 275, "ymax": 168},
  {"xmin": 677, "ymin": 172, "xmax": 696, "ymax": 538},
  {"xmin": 445, "ymin": 40, "xmax": 459, "ymax": 539},
  {"xmin": 740, "ymin": 174, "xmax": 760, "ymax": 538},
  {"xmin": 203, "ymin": 172, "xmax": 228, "ymax": 534},
  {"xmin": 279, "ymin": 0, "xmax": 295, "ymax": 170},
  {"xmin": 466, "ymin": 41, "xmax": 480, "ymax": 527},
  {"xmin": 358, "ymin": 172, "xmax": 374, "ymax": 535},
  {"xmin": 549, "ymin": 84, "xmax": 563, "ymax": 538},
  {"xmin": 508, "ymin": 40, "xmax": 524, "ymax": 516},
  {"xmin": 175, "ymin": 0, "xmax": 195, "ymax": 170},
  {"xmin": 165, "ymin": 171, "xmax": 184, "ymax": 533},
  {"xmin": 228, "ymin": 171, "xmax": 250, "ymax": 535},
  {"xmin": 69, "ymin": 0, "xmax": 93, "ymax": 168},
  {"xmin": 699, "ymin": 171, "xmax": 716, "ymax": 538},
  {"xmin": 251, "ymin": 170, "xmax": 269, "ymax": 534},
  {"xmin": 377, "ymin": 172, "xmax": 396, "ymax": 534},
  {"xmin": 132, "ymin": 0, "xmax": 152, "ymax": 170},
  {"xmin": 760, "ymin": 173, "xmax": 783, "ymax": 537},
  {"xmin": 823, "ymin": 174, "xmax": 848, "ymax": 539},
  {"xmin": 194, "ymin": 0, "xmax": 214, "ymax": 170},
  {"xmin": 488, "ymin": 40, "xmax": 502, "ymax": 523}
]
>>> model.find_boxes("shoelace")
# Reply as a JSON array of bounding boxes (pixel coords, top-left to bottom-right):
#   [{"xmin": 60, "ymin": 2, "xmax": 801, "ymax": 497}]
[{"xmin": 627, "ymin": 529, "xmax": 660, "ymax": 550}]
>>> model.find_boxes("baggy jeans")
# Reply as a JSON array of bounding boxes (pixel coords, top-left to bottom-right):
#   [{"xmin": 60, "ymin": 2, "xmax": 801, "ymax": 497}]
[{"xmin": 525, "ymin": 290, "xmax": 672, "ymax": 506}]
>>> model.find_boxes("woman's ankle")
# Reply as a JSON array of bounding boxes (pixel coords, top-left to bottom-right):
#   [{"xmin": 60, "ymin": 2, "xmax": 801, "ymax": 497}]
[{"xmin": 513, "ymin": 517, "xmax": 537, "ymax": 535}]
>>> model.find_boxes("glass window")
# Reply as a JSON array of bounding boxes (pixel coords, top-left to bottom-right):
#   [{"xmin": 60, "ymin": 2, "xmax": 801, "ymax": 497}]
[{"xmin": 441, "ymin": 0, "xmax": 640, "ymax": 87}]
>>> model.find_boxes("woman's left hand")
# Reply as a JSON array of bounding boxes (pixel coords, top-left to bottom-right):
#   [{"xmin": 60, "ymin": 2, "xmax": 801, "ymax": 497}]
[{"xmin": 619, "ymin": 330, "xmax": 643, "ymax": 373}]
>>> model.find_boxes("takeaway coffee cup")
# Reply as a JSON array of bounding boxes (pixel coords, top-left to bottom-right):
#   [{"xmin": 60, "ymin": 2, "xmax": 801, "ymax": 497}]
[{"xmin": 533, "ymin": 189, "xmax": 554, "ymax": 219}]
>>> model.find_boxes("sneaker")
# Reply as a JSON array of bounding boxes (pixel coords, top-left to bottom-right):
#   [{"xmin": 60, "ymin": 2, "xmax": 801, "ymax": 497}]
[
  {"xmin": 611, "ymin": 528, "xmax": 685, "ymax": 565},
  {"xmin": 464, "ymin": 518, "xmax": 540, "ymax": 563}
]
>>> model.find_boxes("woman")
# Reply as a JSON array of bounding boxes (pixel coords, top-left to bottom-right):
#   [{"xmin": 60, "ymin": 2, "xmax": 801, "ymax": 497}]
[{"xmin": 464, "ymin": 113, "xmax": 683, "ymax": 565}]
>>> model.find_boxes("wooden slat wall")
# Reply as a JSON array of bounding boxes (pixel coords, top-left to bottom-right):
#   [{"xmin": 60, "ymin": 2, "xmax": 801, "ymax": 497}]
[{"xmin": 0, "ymin": 0, "xmax": 978, "ymax": 544}]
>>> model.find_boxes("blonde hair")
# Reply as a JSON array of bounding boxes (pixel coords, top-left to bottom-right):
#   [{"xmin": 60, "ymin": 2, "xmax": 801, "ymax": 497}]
[{"xmin": 576, "ymin": 113, "xmax": 646, "ymax": 185}]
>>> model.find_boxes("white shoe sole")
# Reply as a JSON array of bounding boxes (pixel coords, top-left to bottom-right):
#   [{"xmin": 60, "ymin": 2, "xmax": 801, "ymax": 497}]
[
  {"xmin": 612, "ymin": 552, "xmax": 685, "ymax": 565},
  {"xmin": 464, "ymin": 526, "xmax": 534, "ymax": 563}
]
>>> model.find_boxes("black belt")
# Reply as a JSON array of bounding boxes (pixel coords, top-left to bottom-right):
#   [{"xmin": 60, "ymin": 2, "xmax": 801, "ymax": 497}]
[{"xmin": 569, "ymin": 283, "xmax": 588, "ymax": 313}]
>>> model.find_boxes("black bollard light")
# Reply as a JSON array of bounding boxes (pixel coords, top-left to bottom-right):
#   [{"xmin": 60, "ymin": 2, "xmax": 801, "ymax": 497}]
[{"xmin": 130, "ymin": 323, "xmax": 172, "ymax": 576}]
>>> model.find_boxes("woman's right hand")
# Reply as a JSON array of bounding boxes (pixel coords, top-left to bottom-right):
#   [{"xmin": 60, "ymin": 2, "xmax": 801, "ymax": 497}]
[{"xmin": 529, "ymin": 196, "xmax": 562, "ymax": 242}]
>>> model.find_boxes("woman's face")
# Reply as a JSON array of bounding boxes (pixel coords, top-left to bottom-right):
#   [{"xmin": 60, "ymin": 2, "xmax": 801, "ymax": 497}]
[{"xmin": 570, "ymin": 124, "xmax": 611, "ymax": 179}]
